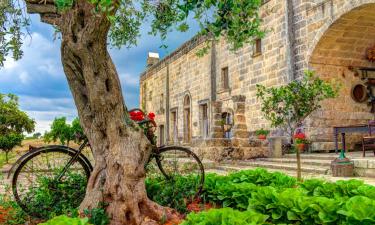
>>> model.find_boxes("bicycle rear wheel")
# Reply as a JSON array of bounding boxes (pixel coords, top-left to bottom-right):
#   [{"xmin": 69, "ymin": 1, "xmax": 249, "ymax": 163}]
[
  {"xmin": 146, "ymin": 146, "xmax": 204, "ymax": 211},
  {"xmin": 11, "ymin": 146, "xmax": 91, "ymax": 218}
]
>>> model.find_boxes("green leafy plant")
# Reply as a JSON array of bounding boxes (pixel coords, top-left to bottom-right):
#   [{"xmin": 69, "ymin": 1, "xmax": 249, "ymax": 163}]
[
  {"xmin": 83, "ymin": 205, "xmax": 110, "ymax": 225},
  {"xmin": 255, "ymin": 129, "xmax": 270, "ymax": 136},
  {"xmin": 39, "ymin": 215, "xmax": 91, "ymax": 225},
  {"xmin": 146, "ymin": 174, "xmax": 200, "ymax": 213},
  {"xmin": 198, "ymin": 169, "xmax": 375, "ymax": 225},
  {"xmin": 21, "ymin": 172, "xmax": 87, "ymax": 219},
  {"xmin": 256, "ymin": 71, "xmax": 340, "ymax": 180},
  {"xmin": 181, "ymin": 208, "xmax": 269, "ymax": 225}
]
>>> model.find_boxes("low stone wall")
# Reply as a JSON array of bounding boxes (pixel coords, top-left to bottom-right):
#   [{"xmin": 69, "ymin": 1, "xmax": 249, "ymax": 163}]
[
  {"xmin": 190, "ymin": 137, "xmax": 269, "ymax": 162},
  {"xmin": 353, "ymin": 158, "xmax": 375, "ymax": 178}
]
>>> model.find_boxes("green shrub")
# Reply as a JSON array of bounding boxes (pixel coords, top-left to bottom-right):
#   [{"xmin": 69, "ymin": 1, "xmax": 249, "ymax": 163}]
[
  {"xmin": 20, "ymin": 171, "xmax": 87, "ymax": 219},
  {"xmin": 38, "ymin": 215, "xmax": 91, "ymax": 225},
  {"xmin": 83, "ymin": 206, "xmax": 110, "ymax": 225},
  {"xmin": 145, "ymin": 174, "xmax": 200, "ymax": 213}
]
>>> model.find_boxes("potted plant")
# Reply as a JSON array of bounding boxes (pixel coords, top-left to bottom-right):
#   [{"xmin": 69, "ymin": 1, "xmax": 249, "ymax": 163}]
[
  {"xmin": 293, "ymin": 132, "xmax": 308, "ymax": 151},
  {"xmin": 255, "ymin": 128, "xmax": 270, "ymax": 140}
]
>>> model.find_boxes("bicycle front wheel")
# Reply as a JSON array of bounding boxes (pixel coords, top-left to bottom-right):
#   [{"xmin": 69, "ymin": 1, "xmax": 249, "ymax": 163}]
[
  {"xmin": 12, "ymin": 146, "xmax": 91, "ymax": 218},
  {"xmin": 147, "ymin": 146, "xmax": 204, "ymax": 207}
]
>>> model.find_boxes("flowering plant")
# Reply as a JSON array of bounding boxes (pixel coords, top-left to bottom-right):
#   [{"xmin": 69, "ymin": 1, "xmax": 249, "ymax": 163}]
[
  {"xmin": 129, "ymin": 110, "xmax": 157, "ymax": 144},
  {"xmin": 129, "ymin": 111, "xmax": 145, "ymax": 121},
  {"xmin": 293, "ymin": 132, "xmax": 308, "ymax": 144}
]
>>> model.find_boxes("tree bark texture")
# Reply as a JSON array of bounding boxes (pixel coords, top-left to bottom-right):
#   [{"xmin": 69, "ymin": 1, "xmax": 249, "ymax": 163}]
[{"xmin": 25, "ymin": 1, "xmax": 177, "ymax": 224}]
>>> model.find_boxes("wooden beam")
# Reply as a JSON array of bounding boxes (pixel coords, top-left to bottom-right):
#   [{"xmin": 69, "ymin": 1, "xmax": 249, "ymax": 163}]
[
  {"xmin": 41, "ymin": 13, "xmax": 61, "ymax": 25},
  {"xmin": 26, "ymin": 0, "xmax": 55, "ymax": 4},
  {"xmin": 26, "ymin": 3, "xmax": 57, "ymax": 14}
]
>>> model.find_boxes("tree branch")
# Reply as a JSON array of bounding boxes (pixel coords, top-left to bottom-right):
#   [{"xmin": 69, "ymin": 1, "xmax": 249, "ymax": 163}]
[{"xmin": 26, "ymin": 3, "xmax": 57, "ymax": 14}]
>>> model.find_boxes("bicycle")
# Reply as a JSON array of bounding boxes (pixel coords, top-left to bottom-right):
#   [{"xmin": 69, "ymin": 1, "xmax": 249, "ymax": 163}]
[{"xmin": 8, "ymin": 108, "xmax": 205, "ymax": 218}]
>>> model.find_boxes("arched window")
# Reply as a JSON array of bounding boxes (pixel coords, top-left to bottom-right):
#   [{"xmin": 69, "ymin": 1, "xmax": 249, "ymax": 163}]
[{"xmin": 183, "ymin": 95, "xmax": 191, "ymax": 143}]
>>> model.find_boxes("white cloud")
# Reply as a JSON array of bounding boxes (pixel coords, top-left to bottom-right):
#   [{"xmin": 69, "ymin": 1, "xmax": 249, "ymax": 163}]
[
  {"xmin": 19, "ymin": 72, "xmax": 30, "ymax": 84},
  {"xmin": 120, "ymin": 73, "xmax": 139, "ymax": 87}
]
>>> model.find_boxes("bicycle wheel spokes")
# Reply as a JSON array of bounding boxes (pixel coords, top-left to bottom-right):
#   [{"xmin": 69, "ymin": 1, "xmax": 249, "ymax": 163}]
[
  {"xmin": 13, "ymin": 148, "xmax": 90, "ymax": 218},
  {"xmin": 148, "ymin": 146, "xmax": 204, "ymax": 210}
]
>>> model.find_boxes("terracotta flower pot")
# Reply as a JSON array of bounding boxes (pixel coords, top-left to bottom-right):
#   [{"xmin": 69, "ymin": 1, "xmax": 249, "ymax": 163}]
[
  {"xmin": 296, "ymin": 143, "xmax": 305, "ymax": 151},
  {"xmin": 258, "ymin": 134, "xmax": 267, "ymax": 140}
]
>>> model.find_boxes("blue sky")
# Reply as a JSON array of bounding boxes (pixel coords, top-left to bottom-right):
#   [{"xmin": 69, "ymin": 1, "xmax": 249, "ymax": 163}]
[{"xmin": 0, "ymin": 15, "xmax": 199, "ymax": 134}]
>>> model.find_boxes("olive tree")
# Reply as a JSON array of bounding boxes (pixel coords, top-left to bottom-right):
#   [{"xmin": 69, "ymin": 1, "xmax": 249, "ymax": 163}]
[
  {"xmin": 256, "ymin": 71, "xmax": 340, "ymax": 181},
  {"xmin": 1, "ymin": 0, "xmax": 263, "ymax": 223},
  {"xmin": 0, "ymin": 94, "xmax": 35, "ymax": 163}
]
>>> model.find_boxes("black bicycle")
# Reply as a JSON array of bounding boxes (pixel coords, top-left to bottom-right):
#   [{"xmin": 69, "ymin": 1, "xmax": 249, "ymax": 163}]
[{"xmin": 8, "ymin": 108, "xmax": 205, "ymax": 218}]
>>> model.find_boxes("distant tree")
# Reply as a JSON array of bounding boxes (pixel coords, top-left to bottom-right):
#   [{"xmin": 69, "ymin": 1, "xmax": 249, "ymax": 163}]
[
  {"xmin": 33, "ymin": 132, "xmax": 42, "ymax": 139},
  {"xmin": 44, "ymin": 117, "xmax": 84, "ymax": 146},
  {"xmin": 256, "ymin": 71, "xmax": 340, "ymax": 181},
  {"xmin": 0, "ymin": 94, "xmax": 35, "ymax": 163}
]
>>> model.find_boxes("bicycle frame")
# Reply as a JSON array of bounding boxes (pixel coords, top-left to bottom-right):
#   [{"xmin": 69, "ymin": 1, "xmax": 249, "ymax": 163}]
[{"xmin": 54, "ymin": 139, "xmax": 90, "ymax": 182}]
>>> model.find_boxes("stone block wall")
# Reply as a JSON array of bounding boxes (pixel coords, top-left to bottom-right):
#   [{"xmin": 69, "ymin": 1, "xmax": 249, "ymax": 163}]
[{"xmin": 140, "ymin": 0, "xmax": 375, "ymax": 156}]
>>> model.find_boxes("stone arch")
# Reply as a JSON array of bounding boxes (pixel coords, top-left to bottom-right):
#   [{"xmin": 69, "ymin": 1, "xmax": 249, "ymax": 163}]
[
  {"xmin": 306, "ymin": 1, "xmax": 375, "ymax": 62},
  {"xmin": 306, "ymin": 2, "xmax": 375, "ymax": 152},
  {"xmin": 183, "ymin": 92, "xmax": 192, "ymax": 143}
]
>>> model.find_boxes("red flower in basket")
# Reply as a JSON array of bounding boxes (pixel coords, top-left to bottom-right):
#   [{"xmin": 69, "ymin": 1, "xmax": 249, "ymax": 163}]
[
  {"xmin": 293, "ymin": 132, "xmax": 308, "ymax": 151},
  {"xmin": 129, "ymin": 111, "xmax": 145, "ymax": 121},
  {"xmin": 293, "ymin": 133, "xmax": 306, "ymax": 140},
  {"xmin": 148, "ymin": 112, "xmax": 155, "ymax": 121}
]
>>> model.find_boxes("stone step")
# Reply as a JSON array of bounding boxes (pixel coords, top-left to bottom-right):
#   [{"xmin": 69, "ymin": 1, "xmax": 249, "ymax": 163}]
[
  {"xmin": 284, "ymin": 153, "xmax": 337, "ymax": 160},
  {"xmin": 257, "ymin": 158, "xmax": 332, "ymax": 166},
  {"xmin": 218, "ymin": 160, "xmax": 330, "ymax": 175}
]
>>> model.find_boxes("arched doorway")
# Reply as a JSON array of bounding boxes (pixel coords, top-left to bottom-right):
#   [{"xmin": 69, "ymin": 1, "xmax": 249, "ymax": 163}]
[
  {"xmin": 183, "ymin": 95, "xmax": 191, "ymax": 143},
  {"xmin": 222, "ymin": 112, "xmax": 234, "ymax": 139},
  {"xmin": 307, "ymin": 3, "xmax": 375, "ymax": 152}
]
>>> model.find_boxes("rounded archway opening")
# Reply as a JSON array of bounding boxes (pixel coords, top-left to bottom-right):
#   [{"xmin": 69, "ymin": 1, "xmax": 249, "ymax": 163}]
[{"xmin": 307, "ymin": 3, "xmax": 375, "ymax": 152}]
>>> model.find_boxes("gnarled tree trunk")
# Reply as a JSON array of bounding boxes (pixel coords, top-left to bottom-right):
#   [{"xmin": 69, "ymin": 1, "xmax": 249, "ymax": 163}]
[{"xmin": 25, "ymin": 1, "xmax": 176, "ymax": 224}]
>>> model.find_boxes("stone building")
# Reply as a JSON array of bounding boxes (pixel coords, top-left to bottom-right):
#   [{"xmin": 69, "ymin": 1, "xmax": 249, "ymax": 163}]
[{"xmin": 139, "ymin": 0, "xmax": 375, "ymax": 161}]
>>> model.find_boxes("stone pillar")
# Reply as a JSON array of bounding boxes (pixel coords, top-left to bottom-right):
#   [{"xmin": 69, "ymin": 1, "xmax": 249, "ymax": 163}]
[{"xmin": 232, "ymin": 95, "xmax": 249, "ymax": 139}]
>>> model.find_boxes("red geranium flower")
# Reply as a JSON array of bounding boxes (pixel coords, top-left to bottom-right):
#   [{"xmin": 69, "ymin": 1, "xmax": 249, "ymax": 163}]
[
  {"xmin": 294, "ymin": 132, "xmax": 306, "ymax": 140},
  {"xmin": 129, "ymin": 111, "xmax": 145, "ymax": 121},
  {"xmin": 148, "ymin": 112, "xmax": 155, "ymax": 120}
]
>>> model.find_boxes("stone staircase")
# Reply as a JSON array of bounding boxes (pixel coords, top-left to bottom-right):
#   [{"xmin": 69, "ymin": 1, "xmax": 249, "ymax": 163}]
[{"xmin": 207, "ymin": 157, "xmax": 331, "ymax": 176}]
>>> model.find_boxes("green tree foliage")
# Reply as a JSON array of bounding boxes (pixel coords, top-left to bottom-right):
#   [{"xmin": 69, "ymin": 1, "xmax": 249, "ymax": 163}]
[
  {"xmin": 0, "ymin": 0, "xmax": 264, "ymax": 66},
  {"xmin": 44, "ymin": 117, "xmax": 84, "ymax": 146},
  {"xmin": 256, "ymin": 71, "xmax": 340, "ymax": 180},
  {"xmin": 0, "ymin": 93, "xmax": 35, "ymax": 162},
  {"xmin": 32, "ymin": 132, "xmax": 42, "ymax": 139},
  {"xmin": 256, "ymin": 71, "xmax": 340, "ymax": 137}
]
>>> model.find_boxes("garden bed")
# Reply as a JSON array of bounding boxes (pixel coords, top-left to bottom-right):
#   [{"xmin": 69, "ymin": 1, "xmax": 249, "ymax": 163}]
[{"xmin": 1, "ymin": 168, "xmax": 375, "ymax": 224}]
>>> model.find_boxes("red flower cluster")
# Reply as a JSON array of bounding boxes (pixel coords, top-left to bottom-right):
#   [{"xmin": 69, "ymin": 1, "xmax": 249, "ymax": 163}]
[
  {"xmin": 294, "ymin": 132, "xmax": 306, "ymax": 140},
  {"xmin": 148, "ymin": 112, "xmax": 155, "ymax": 121},
  {"xmin": 129, "ymin": 111, "xmax": 156, "ymax": 122},
  {"xmin": 129, "ymin": 111, "xmax": 145, "ymax": 121}
]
